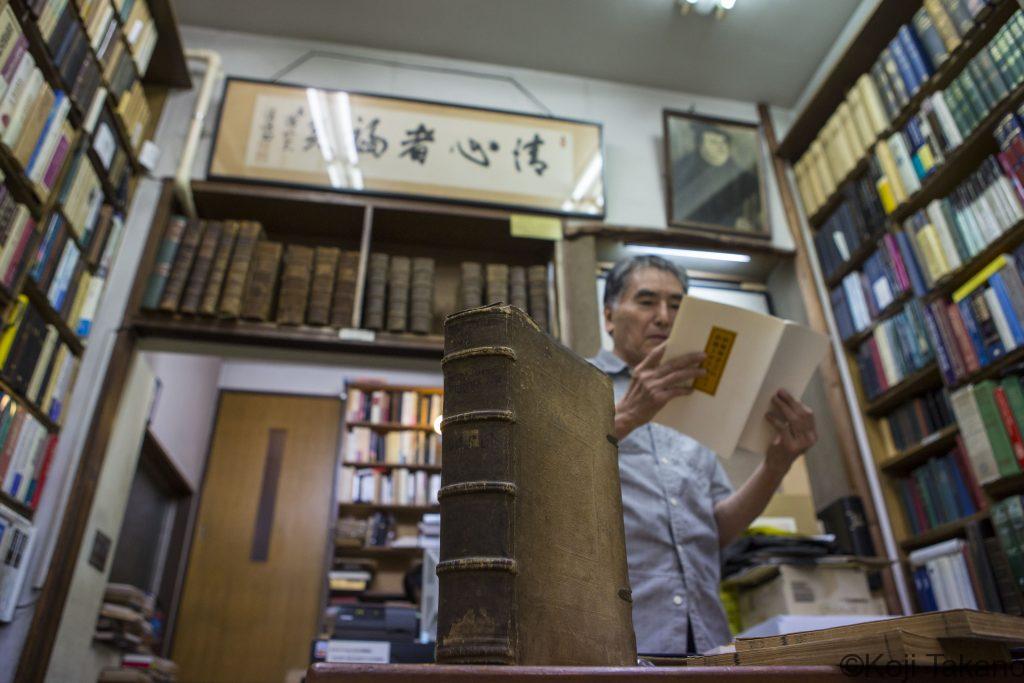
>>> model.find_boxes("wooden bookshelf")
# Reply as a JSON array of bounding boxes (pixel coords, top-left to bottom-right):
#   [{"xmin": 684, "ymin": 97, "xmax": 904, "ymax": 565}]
[
  {"xmin": 345, "ymin": 421, "xmax": 437, "ymax": 433},
  {"xmin": 0, "ymin": 490, "xmax": 34, "ymax": 520},
  {"xmin": 949, "ymin": 345, "xmax": 1024, "ymax": 390},
  {"xmin": 864, "ymin": 363, "xmax": 942, "ymax": 417},
  {"xmin": 823, "ymin": 227, "xmax": 887, "ymax": 288},
  {"xmin": 842, "ymin": 290, "xmax": 914, "ymax": 351},
  {"xmin": 0, "ymin": 374, "xmax": 60, "ymax": 434},
  {"xmin": 924, "ymin": 219, "xmax": 1024, "ymax": 302},
  {"xmin": 334, "ymin": 545, "xmax": 431, "ymax": 558},
  {"xmin": 983, "ymin": 472, "xmax": 1024, "ymax": 501},
  {"xmin": 340, "ymin": 461, "xmax": 441, "ymax": 473},
  {"xmin": 898, "ymin": 510, "xmax": 990, "ymax": 552},
  {"xmin": 878, "ymin": 425, "xmax": 960, "ymax": 473},
  {"xmin": 22, "ymin": 280, "xmax": 85, "ymax": 357}
]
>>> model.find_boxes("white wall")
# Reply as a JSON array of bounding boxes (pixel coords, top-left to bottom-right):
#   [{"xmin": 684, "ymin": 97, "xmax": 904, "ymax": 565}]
[
  {"xmin": 173, "ymin": 25, "xmax": 796, "ymax": 250},
  {"xmin": 218, "ymin": 359, "xmax": 442, "ymax": 396}
]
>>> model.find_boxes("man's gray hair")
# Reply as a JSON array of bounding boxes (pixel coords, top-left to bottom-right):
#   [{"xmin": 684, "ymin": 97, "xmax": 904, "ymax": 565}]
[{"xmin": 603, "ymin": 254, "xmax": 689, "ymax": 309}]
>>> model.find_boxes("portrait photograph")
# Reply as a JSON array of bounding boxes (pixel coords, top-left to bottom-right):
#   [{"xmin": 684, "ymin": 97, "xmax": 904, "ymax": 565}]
[{"xmin": 663, "ymin": 110, "xmax": 769, "ymax": 239}]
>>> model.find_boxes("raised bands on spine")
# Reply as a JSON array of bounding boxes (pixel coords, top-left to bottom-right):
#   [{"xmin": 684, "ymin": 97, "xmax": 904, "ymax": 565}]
[
  {"xmin": 441, "ymin": 409, "xmax": 515, "ymax": 429},
  {"xmin": 438, "ymin": 481, "xmax": 517, "ymax": 500},
  {"xmin": 436, "ymin": 557, "xmax": 518, "ymax": 574},
  {"xmin": 441, "ymin": 345, "xmax": 517, "ymax": 366}
]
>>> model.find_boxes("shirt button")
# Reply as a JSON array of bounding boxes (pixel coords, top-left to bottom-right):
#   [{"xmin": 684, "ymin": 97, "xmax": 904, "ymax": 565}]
[
  {"xmin": 670, "ymin": 497, "xmax": 679, "ymax": 506},
  {"xmin": 673, "ymin": 595, "xmax": 683, "ymax": 606}
]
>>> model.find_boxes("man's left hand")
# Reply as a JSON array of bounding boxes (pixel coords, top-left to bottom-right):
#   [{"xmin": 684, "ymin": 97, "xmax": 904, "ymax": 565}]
[{"xmin": 764, "ymin": 389, "xmax": 817, "ymax": 476}]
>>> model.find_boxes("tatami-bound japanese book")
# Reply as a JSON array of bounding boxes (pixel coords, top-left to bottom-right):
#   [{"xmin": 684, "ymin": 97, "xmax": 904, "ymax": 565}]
[{"xmin": 654, "ymin": 296, "xmax": 828, "ymax": 457}]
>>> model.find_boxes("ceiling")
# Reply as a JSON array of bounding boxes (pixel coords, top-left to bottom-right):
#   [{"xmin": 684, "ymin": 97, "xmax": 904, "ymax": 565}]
[{"xmin": 171, "ymin": 0, "xmax": 862, "ymax": 108}]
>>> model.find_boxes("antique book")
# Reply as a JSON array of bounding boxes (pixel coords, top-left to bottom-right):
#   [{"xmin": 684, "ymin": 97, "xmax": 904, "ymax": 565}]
[
  {"xmin": 654, "ymin": 296, "xmax": 827, "ymax": 457},
  {"xmin": 179, "ymin": 220, "xmax": 222, "ymax": 314},
  {"xmin": 409, "ymin": 256, "xmax": 434, "ymax": 334},
  {"xmin": 307, "ymin": 246, "xmax": 340, "ymax": 326},
  {"xmin": 508, "ymin": 266, "xmax": 527, "ymax": 313},
  {"xmin": 218, "ymin": 221, "xmax": 263, "ymax": 318},
  {"xmin": 140, "ymin": 215, "xmax": 186, "ymax": 310},
  {"xmin": 362, "ymin": 252, "xmax": 388, "ymax": 330},
  {"xmin": 437, "ymin": 304, "xmax": 635, "ymax": 665},
  {"xmin": 276, "ymin": 244, "xmax": 314, "ymax": 325},
  {"xmin": 386, "ymin": 255, "xmax": 411, "ymax": 332},
  {"xmin": 484, "ymin": 263, "xmax": 509, "ymax": 305},
  {"xmin": 239, "ymin": 241, "xmax": 282, "ymax": 321},
  {"xmin": 85, "ymin": 205, "xmax": 114, "ymax": 266},
  {"xmin": 526, "ymin": 264, "xmax": 548, "ymax": 331},
  {"xmin": 157, "ymin": 218, "xmax": 204, "ymax": 312},
  {"xmin": 330, "ymin": 250, "xmax": 360, "ymax": 328},
  {"xmin": 199, "ymin": 220, "xmax": 239, "ymax": 316},
  {"xmin": 458, "ymin": 262, "xmax": 483, "ymax": 311}
]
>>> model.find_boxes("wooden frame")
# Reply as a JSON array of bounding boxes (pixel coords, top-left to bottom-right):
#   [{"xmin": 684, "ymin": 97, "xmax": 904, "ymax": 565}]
[
  {"xmin": 208, "ymin": 77, "xmax": 606, "ymax": 218},
  {"xmin": 662, "ymin": 109, "xmax": 770, "ymax": 241}
]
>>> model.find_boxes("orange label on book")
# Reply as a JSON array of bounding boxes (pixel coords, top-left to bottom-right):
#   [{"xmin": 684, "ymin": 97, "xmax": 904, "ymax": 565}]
[{"xmin": 693, "ymin": 326, "xmax": 736, "ymax": 396}]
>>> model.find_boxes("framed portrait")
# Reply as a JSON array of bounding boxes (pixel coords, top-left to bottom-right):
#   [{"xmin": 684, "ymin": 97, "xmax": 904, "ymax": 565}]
[
  {"xmin": 662, "ymin": 110, "xmax": 769, "ymax": 239},
  {"xmin": 208, "ymin": 77, "xmax": 606, "ymax": 218}
]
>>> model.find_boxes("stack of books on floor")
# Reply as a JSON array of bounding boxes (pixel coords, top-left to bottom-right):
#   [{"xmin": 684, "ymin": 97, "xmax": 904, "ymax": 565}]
[
  {"xmin": 894, "ymin": 437, "xmax": 983, "ymax": 534},
  {"xmin": 98, "ymin": 654, "xmax": 177, "ymax": 683},
  {"xmin": 337, "ymin": 466, "xmax": 441, "ymax": 507},
  {"xmin": 684, "ymin": 609, "xmax": 1024, "ymax": 666},
  {"xmin": 878, "ymin": 388, "xmax": 955, "ymax": 453},
  {"xmin": 950, "ymin": 377, "xmax": 1024, "ymax": 486},
  {"xmin": 853, "ymin": 300, "xmax": 935, "ymax": 399},
  {"xmin": 94, "ymin": 583, "xmax": 155, "ymax": 652}
]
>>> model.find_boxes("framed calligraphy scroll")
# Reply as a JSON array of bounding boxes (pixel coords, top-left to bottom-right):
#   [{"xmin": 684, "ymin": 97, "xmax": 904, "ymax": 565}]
[
  {"xmin": 208, "ymin": 78, "xmax": 606, "ymax": 217},
  {"xmin": 663, "ymin": 110, "xmax": 769, "ymax": 240}
]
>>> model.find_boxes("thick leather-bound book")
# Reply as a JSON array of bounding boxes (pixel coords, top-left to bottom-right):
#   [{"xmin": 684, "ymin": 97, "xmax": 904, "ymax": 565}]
[
  {"xmin": 240, "ymin": 241, "xmax": 282, "ymax": 321},
  {"xmin": 508, "ymin": 266, "xmax": 527, "ymax": 313},
  {"xmin": 218, "ymin": 221, "xmax": 264, "ymax": 318},
  {"xmin": 484, "ymin": 263, "xmax": 509, "ymax": 305},
  {"xmin": 363, "ymin": 253, "xmax": 389, "ymax": 330},
  {"xmin": 158, "ymin": 218, "xmax": 205, "ymax": 312},
  {"xmin": 179, "ymin": 220, "xmax": 222, "ymax": 314},
  {"xmin": 141, "ymin": 215, "xmax": 187, "ymax": 310},
  {"xmin": 276, "ymin": 244, "xmax": 314, "ymax": 325},
  {"xmin": 199, "ymin": 221, "xmax": 239, "ymax": 316},
  {"xmin": 330, "ymin": 250, "xmax": 360, "ymax": 328},
  {"xmin": 409, "ymin": 257, "xmax": 435, "ymax": 334},
  {"xmin": 437, "ymin": 304, "xmax": 635, "ymax": 665},
  {"xmin": 458, "ymin": 262, "xmax": 483, "ymax": 312},
  {"xmin": 307, "ymin": 246, "xmax": 340, "ymax": 326},
  {"xmin": 387, "ymin": 255, "xmax": 411, "ymax": 332}
]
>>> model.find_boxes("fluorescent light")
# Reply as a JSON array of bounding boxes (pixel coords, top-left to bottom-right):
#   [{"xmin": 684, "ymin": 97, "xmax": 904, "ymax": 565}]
[
  {"xmin": 720, "ymin": 0, "xmax": 737, "ymax": 9},
  {"xmin": 629, "ymin": 245, "xmax": 751, "ymax": 263}
]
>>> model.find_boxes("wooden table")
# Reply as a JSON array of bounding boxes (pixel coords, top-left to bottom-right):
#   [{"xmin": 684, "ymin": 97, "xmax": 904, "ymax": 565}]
[{"xmin": 307, "ymin": 664, "xmax": 854, "ymax": 681}]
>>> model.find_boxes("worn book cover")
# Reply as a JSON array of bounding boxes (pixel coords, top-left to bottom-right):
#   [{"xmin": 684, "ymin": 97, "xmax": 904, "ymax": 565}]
[
  {"xmin": 387, "ymin": 255, "xmax": 411, "ymax": 332},
  {"xmin": 276, "ymin": 244, "xmax": 314, "ymax": 325},
  {"xmin": 362, "ymin": 252, "xmax": 388, "ymax": 330},
  {"xmin": 437, "ymin": 304, "xmax": 635, "ymax": 665},
  {"xmin": 179, "ymin": 220, "xmax": 222, "ymax": 315},
  {"xmin": 409, "ymin": 257, "xmax": 435, "ymax": 334},
  {"xmin": 218, "ymin": 221, "xmax": 263, "ymax": 318},
  {"xmin": 240, "ymin": 241, "xmax": 282, "ymax": 321},
  {"xmin": 199, "ymin": 220, "xmax": 239, "ymax": 316},
  {"xmin": 158, "ymin": 218, "xmax": 205, "ymax": 312},
  {"xmin": 330, "ymin": 250, "xmax": 360, "ymax": 328},
  {"xmin": 307, "ymin": 246, "xmax": 340, "ymax": 326},
  {"xmin": 526, "ymin": 264, "xmax": 548, "ymax": 332}
]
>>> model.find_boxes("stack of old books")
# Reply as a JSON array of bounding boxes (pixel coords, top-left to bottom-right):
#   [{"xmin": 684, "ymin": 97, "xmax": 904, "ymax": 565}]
[
  {"xmin": 386, "ymin": 256, "xmax": 412, "ymax": 332},
  {"xmin": 98, "ymin": 654, "xmax": 178, "ymax": 682},
  {"xmin": 276, "ymin": 244, "xmax": 314, "ymax": 325},
  {"xmin": 456, "ymin": 261, "xmax": 551, "ymax": 331},
  {"xmin": 362, "ymin": 253, "xmax": 389, "ymax": 330},
  {"xmin": 94, "ymin": 583, "xmax": 155, "ymax": 652},
  {"xmin": 459, "ymin": 262, "xmax": 483, "ymax": 310},
  {"xmin": 409, "ymin": 257, "xmax": 435, "ymax": 334},
  {"xmin": 682, "ymin": 610, "xmax": 1024, "ymax": 666}
]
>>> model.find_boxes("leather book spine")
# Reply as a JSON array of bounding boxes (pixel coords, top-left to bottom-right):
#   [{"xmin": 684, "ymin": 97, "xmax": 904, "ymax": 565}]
[
  {"xmin": 141, "ymin": 215, "xmax": 186, "ymax": 310},
  {"xmin": 409, "ymin": 257, "xmax": 434, "ymax": 334},
  {"xmin": 362, "ymin": 252, "xmax": 388, "ymax": 330},
  {"xmin": 199, "ymin": 220, "xmax": 238, "ymax": 316},
  {"xmin": 85, "ymin": 205, "xmax": 113, "ymax": 266},
  {"xmin": 179, "ymin": 220, "xmax": 222, "ymax": 315},
  {"xmin": 508, "ymin": 266, "xmax": 527, "ymax": 314},
  {"xmin": 330, "ymin": 249, "xmax": 360, "ymax": 328},
  {"xmin": 458, "ymin": 262, "xmax": 482, "ymax": 311},
  {"xmin": 527, "ymin": 264, "xmax": 549, "ymax": 332},
  {"xmin": 484, "ymin": 263, "xmax": 509, "ymax": 305},
  {"xmin": 437, "ymin": 306, "xmax": 519, "ymax": 664},
  {"xmin": 307, "ymin": 246, "xmax": 340, "ymax": 326},
  {"xmin": 158, "ymin": 218, "xmax": 205, "ymax": 312},
  {"xmin": 218, "ymin": 221, "xmax": 263, "ymax": 318},
  {"xmin": 276, "ymin": 244, "xmax": 314, "ymax": 325},
  {"xmin": 240, "ymin": 241, "xmax": 282, "ymax": 321},
  {"xmin": 386, "ymin": 255, "xmax": 411, "ymax": 332}
]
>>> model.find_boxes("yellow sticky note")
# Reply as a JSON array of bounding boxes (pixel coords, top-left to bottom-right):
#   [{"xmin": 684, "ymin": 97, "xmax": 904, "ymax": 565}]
[{"xmin": 510, "ymin": 214, "xmax": 562, "ymax": 241}]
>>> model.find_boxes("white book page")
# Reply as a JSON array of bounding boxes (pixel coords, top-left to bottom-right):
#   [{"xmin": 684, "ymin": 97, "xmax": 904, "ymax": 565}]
[
  {"xmin": 738, "ymin": 321, "xmax": 828, "ymax": 455},
  {"xmin": 653, "ymin": 297, "xmax": 784, "ymax": 457}
]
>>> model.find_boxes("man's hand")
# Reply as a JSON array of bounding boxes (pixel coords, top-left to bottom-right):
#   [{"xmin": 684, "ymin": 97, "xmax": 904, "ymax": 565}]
[
  {"xmin": 613, "ymin": 342, "xmax": 706, "ymax": 440},
  {"xmin": 764, "ymin": 389, "xmax": 817, "ymax": 476}
]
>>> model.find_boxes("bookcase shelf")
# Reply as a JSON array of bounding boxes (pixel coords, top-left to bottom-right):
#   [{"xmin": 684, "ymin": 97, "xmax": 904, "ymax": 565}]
[
  {"xmin": 338, "ymin": 502, "xmax": 440, "ymax": 514},
  {"xmin": 983, "ymin": 472, "xmax": 1024, "ymax": 501},
  {"xmin": 842, "ymin": 290, "xmax": 914, "ymax": 351},
  {"xmin": 864, "ymin": 363, "xmax": 942, "ymax": 417},
  {"xmin": 948, "ymin": 345, "xmax": 1024, "ymax": 391},
  {"xmin": 823, "ymin": 227, "xmax": 886, "ymax": 289},
  {"xmin": 924, "ymin": 219, "xmax": 1024, "ymax": 302},
  {"xmin": 878, "ymin": 425, "xmax": 960, "ymax": 474},
  {"xmin": 22, "ymin": 280, "xmax": 85, "ymax": 357},
  {"xmin": 129, "ymin": 314, "xmax": 445, "ymax": 359},
  {"xmin": 345, "ymin": 421, "xmax": 437, "ymax": 434},
  {"xmin": 334, "ymin": 544, "xmax": 429, "ymax": 558},
  {"xmin": 138, "ymin": 0, "xmax": 192, "ymax": 88},
  {"xmin": 0, "ymin": 490, "xmax": 33, "ymax": 520},
  {"xmin": 898, "ymin": 509, "xmax": 990, "ymax": 552},
  {"xmin": 340, "ymin": 460, "xmax": 441, "ymax": 473},
  {"xmin": 0, "ymin": 375, "xmax": 58, "ymax": 434}
]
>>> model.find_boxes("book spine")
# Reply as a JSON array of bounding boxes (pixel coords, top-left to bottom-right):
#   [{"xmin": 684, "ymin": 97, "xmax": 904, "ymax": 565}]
[{"xmin": 436, "ymin": 307, "xmax": 518, "ymax": 664}]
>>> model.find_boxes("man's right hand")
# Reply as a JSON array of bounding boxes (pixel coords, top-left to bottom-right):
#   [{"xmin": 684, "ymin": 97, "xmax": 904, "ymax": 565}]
[{"xmin": 613, "ymin": 342, "xmax": 707, "ymax": 440}]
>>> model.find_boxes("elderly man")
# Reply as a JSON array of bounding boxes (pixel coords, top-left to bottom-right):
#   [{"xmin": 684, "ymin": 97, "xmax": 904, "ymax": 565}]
[{"xmin": 589, "ymin": 254, "xmax": 818, "ymax": 656}]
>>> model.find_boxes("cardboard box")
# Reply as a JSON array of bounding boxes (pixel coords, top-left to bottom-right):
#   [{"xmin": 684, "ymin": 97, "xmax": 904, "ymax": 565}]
[{"xmin": 736, "ymin": 564, "xmax": 879, "ymax": 629}]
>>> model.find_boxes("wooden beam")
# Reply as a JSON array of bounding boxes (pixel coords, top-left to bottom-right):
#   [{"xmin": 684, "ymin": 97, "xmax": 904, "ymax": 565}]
[{"xmin": 757, "ymin": 104, "xmax": 901, "ymax": 614}]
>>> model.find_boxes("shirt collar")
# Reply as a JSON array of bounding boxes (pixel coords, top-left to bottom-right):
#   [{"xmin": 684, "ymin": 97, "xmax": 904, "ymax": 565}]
[{"xmin": 591, "ymin": 348, "xmax": 630, "ymax": 376}]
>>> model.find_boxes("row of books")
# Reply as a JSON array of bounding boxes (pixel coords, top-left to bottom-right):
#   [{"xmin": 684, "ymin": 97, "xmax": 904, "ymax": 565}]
[
  {"xmin": 1, "ymin": 296, "xmax": 80, "ymax": 424},
  {"xmin": 925, "ymin": 251, "xmax": 1024, "ymax": 383},
  {"xmin": 813, "ymin": 174, "xmax": 888, "ymax": 280},
  {"xmin": 950, "ymin": 378, "xmax": 1024, "ymax": 485},
  {"xmin": 459, "ymin": 261, "xmax": 551, "ymax": 332},
  {"xmin": 1000, "ymin": 108, "xmax": 1024, "ymax": 202},
  {"xmin": 0, "ymin": 4, "xmax": 76, "ymax": 201},
  {"xmin": 119, "ymin": 0, "xmax": 159, "ymax": 77},
  {"xmin": 94, "ymin": 582, "xmax": 157, "ymax": 653},
  {"xmin": 991, "ymin": 494, "xmax": 1024, "ymax": 597},
  {"xmin": 895, "ymin": 438, "xmax": 982, "ymax": 534},
  {"xmin": 115, "ymin": 79, "xmax": 150, "ymax": 153},
  {"xmin": 0, "ymin": 503, "xmax": 32, "ymax": 623},
  {"xmin": 908, "ymin": 523, "xmax": 1022, "ymax": 615},
  {"xmin": 337, "ymin": 466, "xmax": 441, "ymax": 508},
  {"xmin": 345, "ymin": 388, "xmax": 442, "ymax": 426},
  {"xmin": 362, "ymin": 252, "xmax": 436, "ymax": 334},
  {"xmin": 830, "ymin": 235, "xmax": 914, "ymax": 339},
  {"xmin": 854, "ymin": 300, "xmax": 935, "ymax": 399},
  {"xmin": 0, "ymin": 392, "xmax": 56, "ymax": 510},
  {"xmin": 879, "ymin": 387, "xmax": 956, "ymax": 453},
  {"xmin": 59, "ymin": 145, "xmax": 106, "ymax": 246},
  {"xmin": 344, "ymin": 427, "xmax": 441, "ymax": 468},
  {"xmin": 792, "ymin": 0, "xmax": 993, "ymax": 215},
  {"xmin": 329, "ymin": 563, "xmax": 374, "ymax": 594},
  {"xmin": 0, "ymin": 179, "xmax": 37, "ymax": 289}
]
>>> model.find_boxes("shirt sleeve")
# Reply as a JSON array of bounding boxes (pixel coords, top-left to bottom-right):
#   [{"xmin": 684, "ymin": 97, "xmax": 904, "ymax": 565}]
[{"xmin": 709, "ymin": 454, "xmax": 733, "ymax": 505}]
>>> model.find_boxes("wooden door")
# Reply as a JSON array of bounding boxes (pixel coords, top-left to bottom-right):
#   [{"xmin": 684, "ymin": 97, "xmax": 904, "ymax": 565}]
[{"xmin": 173, "ymin": 392, "xmax": 340, "ymax": 683}]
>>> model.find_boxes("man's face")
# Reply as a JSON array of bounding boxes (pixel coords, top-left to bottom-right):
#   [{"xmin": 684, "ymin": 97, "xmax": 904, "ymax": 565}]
[
  {"xmin": 604, "ymin": 267, "xmax": 685, "ymax": 367},
  {"xmin": 700, "ymin": 130, "xmax": 730, "ymax": 166}
]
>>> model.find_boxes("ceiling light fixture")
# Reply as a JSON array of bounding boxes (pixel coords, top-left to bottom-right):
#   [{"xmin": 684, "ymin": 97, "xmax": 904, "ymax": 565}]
[
  {"xmin": 627, "ymin": 245, "xmax": 752, "ymax": 263},
  {"xmin": 677, "ymin": 0, "xmax": 737, "ymax": 18}
]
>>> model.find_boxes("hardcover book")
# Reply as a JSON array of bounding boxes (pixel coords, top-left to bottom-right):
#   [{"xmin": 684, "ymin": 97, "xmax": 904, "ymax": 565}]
[
  {"xmin": 330, "ymin": 250, "xmax": 360, "ymax": 328},
  {"xmin": 362, "ymin": 252, "xmax": 388, "ymax": 330},
  {"xmin": 158, "ymin": 218, "xmax": 204, "ymax": 312},
  {"xmin": 218, "ymin": 221, "xmax": 263, "ymax": 318},
  {"xmin": 307, "ymin": 246, "xmax": 339, "ymax": 326},
  {"xmin": 179, "ymin": 220, "xmax": 222, "ymax": 314},
  {"xmin": 409, "ymin": 256, "xmax": 434, "ymax": 334},
  {"xmin": 437, "ymin": 303, "xmax": 635, "ymax": 665},
  {"xmin": 240, "ymin": 241, "xmax": 282, "ymax": 321},
  {"xmin": 198, "ymin": 220, "xmax": 239, "ymax": 316},
  {"xmin": 276, "ymin": 244, "xmax": 313, "ymax": 325}
]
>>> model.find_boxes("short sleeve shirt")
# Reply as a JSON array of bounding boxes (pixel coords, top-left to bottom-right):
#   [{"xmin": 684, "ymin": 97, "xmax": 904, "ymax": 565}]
[{"xmin": 589, "ymin": 349, "xmax": 734, "ymax": 655}]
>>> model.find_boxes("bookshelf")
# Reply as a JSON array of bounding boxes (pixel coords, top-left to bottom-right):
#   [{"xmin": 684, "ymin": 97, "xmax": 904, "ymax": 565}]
[{"xmin": 777, "ymin": 0, "xmax": 1024, "ymax": 614}]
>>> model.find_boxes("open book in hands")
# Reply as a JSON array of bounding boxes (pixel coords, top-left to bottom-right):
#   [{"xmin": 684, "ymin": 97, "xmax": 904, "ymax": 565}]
[{"xmin": 653, "ymin": 296, "xmax": 828, "ymax": 457}]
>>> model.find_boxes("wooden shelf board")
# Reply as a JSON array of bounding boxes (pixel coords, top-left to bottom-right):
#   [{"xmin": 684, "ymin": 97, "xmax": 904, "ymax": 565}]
[
  {"xmin": 22, "ymin": 280, "xmax": 85, "ymax": 356},
  {"xmin": 338, "ymin": 502, "xmax": 439, "ymax": 513},
  {"xmin": 898, "ymin": 510, "xmax": 990, "ymax": 552},
  {"xmin": 129, "ymin": 314, "xmax": 445, "ymax": 359},
  {"xmin": 983, "ymin": 472, "xmax": 1024, "ymax": 501},
  {"xmin": 344, "ymin": 421, "xmax": 437, "ymax": 433},
  {"xmin": 949, "ymin": 345, "xmax": 1024, "ymax": 391},
  {"xmin": 864, "ymin": 363, "xmax": 942, "ymax": 417},
  {"xmin": 878, "ymin": 425, "xmax": 960, "ymax": 474},
  {"xmin": 340, "ymin": 460, "xmax": 441, "ymax": 473},
  {"xmin": 0, "ymin": 375, "xmax": 59, "ymax": 434},
  {"xmin": 842, "ymin": 290, "xmax": 913, "ymax": 351},
  {"xmin": 334, "ymin": 545, "xmax": 431, "ymax": 558},
  {"xmin": 823, "ymin": 227, "xmax": 886, "ymax": 289},
  {"xmin": 925, "ymin": 220, "xmax": 1024, "ymax": 302},
  {"xmin": 139, "ymin": 0, "xmax": 192, "ymax": 88},
  {"xmin": 0, "ymin": 490, "xmax": 33, "ymax": 520}
]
